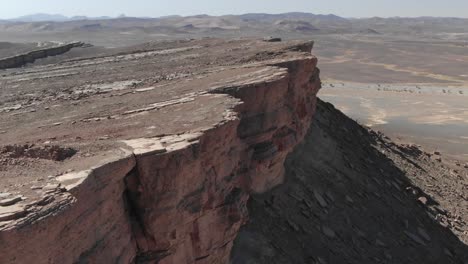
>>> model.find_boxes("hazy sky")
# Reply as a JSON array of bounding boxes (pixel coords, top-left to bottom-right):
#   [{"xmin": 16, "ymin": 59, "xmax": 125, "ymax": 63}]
[{"xmin": 1, "ymin": 0, "xmax": 468, "ymax": 19}]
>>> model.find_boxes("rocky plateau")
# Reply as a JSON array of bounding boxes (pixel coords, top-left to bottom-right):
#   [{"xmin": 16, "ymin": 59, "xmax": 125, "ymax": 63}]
[
  {"xmin": 0, "ymin": 38, "xmax": 467, "ymax": 264},
  {"xmin": 0, "ymin": 39, "xmax": 321, "ymax": 263}
]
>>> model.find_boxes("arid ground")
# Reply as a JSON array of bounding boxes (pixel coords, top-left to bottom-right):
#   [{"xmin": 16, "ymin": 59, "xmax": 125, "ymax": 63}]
[
  {"xmin": 1, "ymin": 15, "xmax": 467, "ymax": 164},
  {"xmin": 1, "ymin": 13, "xmax": 467, "ymax": 263},
  {"xmin": 314, "ymin": 34, "xmax": 468, "ymax": 162}
]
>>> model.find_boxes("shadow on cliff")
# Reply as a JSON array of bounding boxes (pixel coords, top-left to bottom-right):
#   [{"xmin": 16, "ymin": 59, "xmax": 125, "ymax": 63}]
[{"xmin": 231, "ymin": 98, "xmax": 468, "ymax": 264}]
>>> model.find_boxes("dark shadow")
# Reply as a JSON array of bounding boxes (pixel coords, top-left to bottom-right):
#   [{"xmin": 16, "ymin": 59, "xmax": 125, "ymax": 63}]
[{"xmin": 231, "ymin": 98, "xmax": 468, "ymax": 264}]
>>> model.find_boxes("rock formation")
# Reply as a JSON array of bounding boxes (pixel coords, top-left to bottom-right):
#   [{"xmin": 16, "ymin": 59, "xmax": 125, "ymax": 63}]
[
  {"xmin": 0, "ymin": 41, "xmax": 84, "ymax": 69},
  {"xmin": 0, "ymin": 39, "xmax": 321, "ymax": 263}
]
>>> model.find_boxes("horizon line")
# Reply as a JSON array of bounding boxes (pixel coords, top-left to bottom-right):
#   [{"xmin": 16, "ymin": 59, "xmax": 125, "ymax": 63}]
[{"xmin": 2, "ymin": 11, "xmax": 468, "ymax": 21}]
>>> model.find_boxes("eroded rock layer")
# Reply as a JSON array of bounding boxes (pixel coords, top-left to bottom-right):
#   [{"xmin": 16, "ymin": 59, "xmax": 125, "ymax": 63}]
[
  {"xmin": 0, "ymin": 41, "xmax": 85, "ymax": 69},
  {"xmin": 0, "ymin": 39, "xmax": 321, "ymax": 263}
]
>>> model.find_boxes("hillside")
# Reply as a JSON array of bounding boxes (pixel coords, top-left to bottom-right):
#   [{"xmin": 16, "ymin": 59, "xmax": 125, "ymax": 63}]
[{"xmin": 232, "ymin": 99, "xmax": 468, "ymax": 263}]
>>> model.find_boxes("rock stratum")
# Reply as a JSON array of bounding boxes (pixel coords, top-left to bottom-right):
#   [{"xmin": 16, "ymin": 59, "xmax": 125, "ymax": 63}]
[
  {"xmin": 0, "ymin": 41, "xmax": 85, "ymax": 69},
  {"xmin": 0, "ymin": 39, "xmax": 321, "ymax": 263}
]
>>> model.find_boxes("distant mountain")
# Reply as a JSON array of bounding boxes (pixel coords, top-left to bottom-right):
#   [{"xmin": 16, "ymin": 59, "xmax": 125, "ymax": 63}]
[
  {"xmin": 7, "ymin": 13, "xmax": 115, "ymax": 22},
  {"xmin": 2, "ymin": 12, "xmax": 468, "ymax": 37},
  {"xmin": 238, "ymin": 12, "xmax": 347, "ymax": 22},
  {"xmin": 9, "ymin": 13, "xmax": 69, "ymax": 22},
  {"xmin": 7, "ymin": 12, "xmax": 348, "ymax": 23},
  {"xmin": 70, "ymin": 16, "xmax": 89, "ymax": 21}
]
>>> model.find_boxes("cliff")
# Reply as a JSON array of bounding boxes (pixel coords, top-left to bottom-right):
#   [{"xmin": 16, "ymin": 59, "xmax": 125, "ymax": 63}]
[
  {"xmin": 0, "ymin": 41, "xmax": 85, "ymax": 69},
  {"xmin": 0, "ymin": 39, "xmax": 321, "ymax": 263}
]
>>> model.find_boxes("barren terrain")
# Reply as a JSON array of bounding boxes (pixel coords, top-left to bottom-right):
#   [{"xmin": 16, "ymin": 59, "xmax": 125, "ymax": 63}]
[
  {"xmin": 0, "ymin": 38, "xmax": 323, "ymax": 263},
  {"xmin": 0, "ymin": 38, "xmax": 314, "ymax": 201},
  {"xmin": 320, "ymin": 83, "xmax": 468, "ymax": 161},
  {"xmin": 232, "ymin": 99, "xmax": 468, "ymax": 263},
  {"xmin": 2, "ymin": 15, "xmax": 467, "ymax": 159},
  {"xmin": 0, "ymin": 12, "xmax": 467, "ymax": 263}
]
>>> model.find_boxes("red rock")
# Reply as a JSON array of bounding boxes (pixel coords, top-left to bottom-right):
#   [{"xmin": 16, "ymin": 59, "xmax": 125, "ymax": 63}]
[{"xmin": 0, "ymin": 39, "xmax": 321, "ymax": 263}]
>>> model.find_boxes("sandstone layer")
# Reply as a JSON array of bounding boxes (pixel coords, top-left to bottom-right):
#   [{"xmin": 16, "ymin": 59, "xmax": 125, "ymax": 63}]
[{"xmin": 0, "ymin": 39, "xmax": 321, "ymax": 263}]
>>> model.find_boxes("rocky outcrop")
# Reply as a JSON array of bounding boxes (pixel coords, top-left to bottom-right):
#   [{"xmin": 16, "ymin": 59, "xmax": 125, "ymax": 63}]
[
  {"xmin": 0, "ymin": 41, "xmax": 320, "ymax": 263},
  {"xmin": 0, "ymin": 41, "xmax": 84, "ymax": 69},
  {"xmin": 126, "ymin": 54, "xmax": 319, "ymax": 263}
]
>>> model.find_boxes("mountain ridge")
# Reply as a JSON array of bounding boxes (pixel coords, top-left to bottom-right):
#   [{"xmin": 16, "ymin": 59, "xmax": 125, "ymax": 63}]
[{"xmin": 4, "ymin": 12, "xmax": 468, "ymax": 23}]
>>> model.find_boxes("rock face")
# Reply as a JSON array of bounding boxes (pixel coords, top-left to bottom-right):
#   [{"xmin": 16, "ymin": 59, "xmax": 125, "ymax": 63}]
[
  {"xmin": 0, "ymin": 41, "xmax": 84, "ymax": 69},
  {"xmin": 0, "ymin": 151, "xmax": 138, "ymax": 263},
  {"xmin": 126, "ymin": 55, "xmax": 320, "ymax": 263},
  {"xmin": 0, "ymin": 39, "xmax": 321, "ymax": 263}
]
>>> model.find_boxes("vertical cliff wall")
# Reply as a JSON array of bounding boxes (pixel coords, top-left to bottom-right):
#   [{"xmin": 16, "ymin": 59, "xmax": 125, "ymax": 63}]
[
  {"xmin": 0, "ymin": 41, "xmax": 320, "ymax": 263},
  {"xmin": 125, "ymin": 54, "xmax": 320, "ymax": 263}
]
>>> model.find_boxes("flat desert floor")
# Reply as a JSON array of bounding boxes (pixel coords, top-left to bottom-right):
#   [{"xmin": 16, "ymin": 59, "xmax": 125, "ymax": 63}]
[
  {"xmin": 315, "ymin": 35, "xmax": 468, "ymax": 162},
  {"xmin": 320, "ymin": 83, "xmax": 468, "ymax": 161}
]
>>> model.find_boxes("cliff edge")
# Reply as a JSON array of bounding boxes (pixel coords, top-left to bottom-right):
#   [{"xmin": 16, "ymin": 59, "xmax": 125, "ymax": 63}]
[
  {"xmin": 0, "ymin": 39, "xmax": 321, "ymax": 263},
  {"xmin": 0, "ymin": 41, "xmax": 85, "ymax": 69}
]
